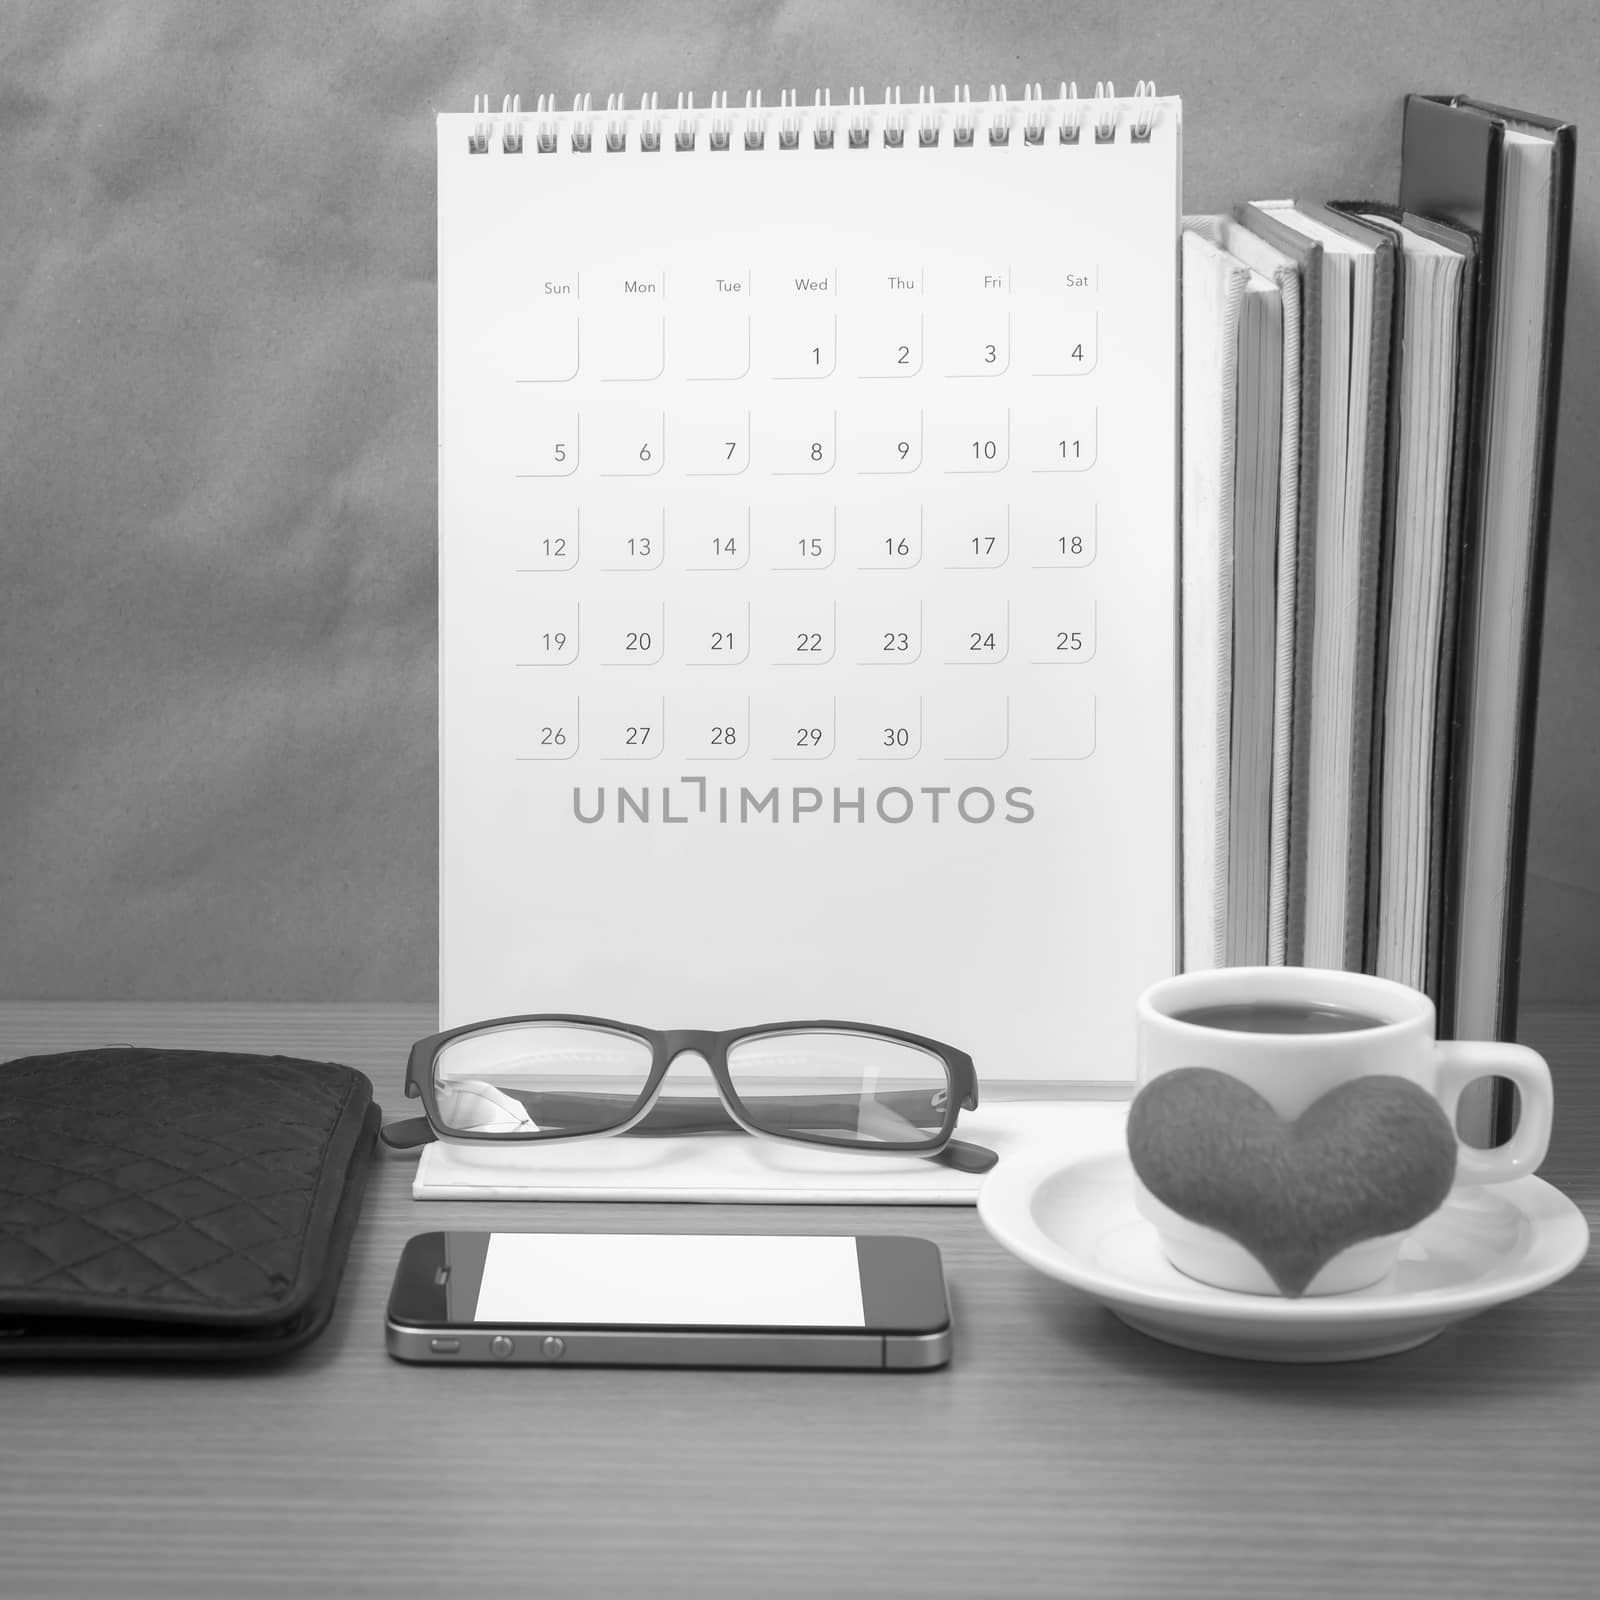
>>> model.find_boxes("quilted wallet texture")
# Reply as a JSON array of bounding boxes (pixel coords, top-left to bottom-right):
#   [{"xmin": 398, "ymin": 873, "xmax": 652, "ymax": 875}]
[{"xmin": 0, "ymin": 1047, "xmax": 378, "ymax": 1359}]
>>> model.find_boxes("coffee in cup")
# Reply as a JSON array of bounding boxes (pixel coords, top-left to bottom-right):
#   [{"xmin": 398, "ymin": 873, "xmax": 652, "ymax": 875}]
[{"xmin": 1170, "ymin": 1001, "xmax": 1386, "ymax": 1035}]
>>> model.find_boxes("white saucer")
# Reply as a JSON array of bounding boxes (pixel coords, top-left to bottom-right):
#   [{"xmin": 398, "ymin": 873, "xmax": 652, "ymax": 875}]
[{"xmin": 978, "ymin": 1147, "xmax": 1591, "ymax": 1362}]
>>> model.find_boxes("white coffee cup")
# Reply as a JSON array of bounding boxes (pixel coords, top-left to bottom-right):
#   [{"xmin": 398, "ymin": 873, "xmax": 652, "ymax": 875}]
[{"xmin": 1134, "ymin": 967, "xmax": 1554, "ymax": 1295}]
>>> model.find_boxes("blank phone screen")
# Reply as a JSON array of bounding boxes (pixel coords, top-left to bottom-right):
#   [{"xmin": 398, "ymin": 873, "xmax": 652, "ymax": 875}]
[{"xmin": 473, "ymin": 1233, "xmax": 867, "ymax": 1328}]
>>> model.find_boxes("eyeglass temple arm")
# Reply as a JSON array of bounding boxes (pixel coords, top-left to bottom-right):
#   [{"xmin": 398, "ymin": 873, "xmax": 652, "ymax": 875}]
[
  {"xmin": 936, "ymin": 1138, "xmax": 998, "ymax": 1173},
  {"xmin": 379, "ymin": 1117, "xmax": 435, "ymax": 1150}
]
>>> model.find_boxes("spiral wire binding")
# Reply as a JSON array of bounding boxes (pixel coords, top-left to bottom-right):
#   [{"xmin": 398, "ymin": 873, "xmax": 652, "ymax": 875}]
[
  {"xmin": 951, "ymin": 83, "xmax": 976, "ymax": 147},
  {"xmin": 465, "ymin": 81, "xmax": 1162, "ymax": 153},
  {"xmin": 468, "ymin": 93, "xmax": 491, "ymax": 154},
  {"xmin": 778, "ymin": 89, "xmax": 801, "ymax": 150},
  {"xmin": 709, "ymin": 90, "xmax": 732, "ymax": 151},
  {"xmin": 1021, "ymin": 84, "xmax": 1047, "ymax": 145},
  {"xmin": 500, "ymin": 95, "xmax": 523, "ymax": 153},
  {"xmin": 882, "ymin": 86, "xmax": 905, "ymax": 148},
  {"xmin": 1093, "ymin": 82, "xmax": 1117, "ymax": 143},
  {"xmin": 1057, "ymin": 82, "xmax": 1083, "ymax": 144},
  {"xmin": 987, "ymin": 85, "xmax": 1013, "ymax": 145},
  {"xmin": 535, "ymin": 94, "xmax": 558, "ymax": 153},
  {"xmin": 569, "ymin": 92, "xmax": 594, "ymax": 153},
  {"xmin": 1131, "ymin": 80, "xmax": 1157, "ymax": 142}
]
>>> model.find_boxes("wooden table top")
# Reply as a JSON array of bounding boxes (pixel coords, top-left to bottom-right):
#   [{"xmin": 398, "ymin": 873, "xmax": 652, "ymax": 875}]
[{"xmin": 1, "ymin": 1003, "xmax": 1595, "ymax": 1600}]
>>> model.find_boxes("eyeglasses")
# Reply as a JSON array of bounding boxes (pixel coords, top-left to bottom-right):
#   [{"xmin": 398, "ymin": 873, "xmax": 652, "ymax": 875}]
[{"xmin": 380, "ymin": 1014, "xmax": 997, "ymax": 1174}]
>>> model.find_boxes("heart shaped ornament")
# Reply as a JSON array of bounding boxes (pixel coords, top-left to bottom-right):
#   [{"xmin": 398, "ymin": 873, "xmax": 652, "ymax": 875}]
[{"xmin": 1126, "ymin": 1068, "xmax": 1460, "ymax": 1296}]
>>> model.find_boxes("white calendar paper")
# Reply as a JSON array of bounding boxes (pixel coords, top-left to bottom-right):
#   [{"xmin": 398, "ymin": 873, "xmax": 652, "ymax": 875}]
[{"xmin": 437, "ymin": 90, "xmax": 1180, "ymax": 1088}]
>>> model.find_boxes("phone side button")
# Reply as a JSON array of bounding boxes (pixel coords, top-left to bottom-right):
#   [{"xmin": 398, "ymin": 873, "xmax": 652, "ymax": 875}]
[
  {"xmin": 429, "ymin": 1338, "xmax": 463, "ymax": 1355},
  {"xmin": 489, "ymin": 1335, "xmax": 515, "ymax": 1360},
  {"xmin": 539, "ymin": 1336, "xmax": 566, "ymax": 1360}
]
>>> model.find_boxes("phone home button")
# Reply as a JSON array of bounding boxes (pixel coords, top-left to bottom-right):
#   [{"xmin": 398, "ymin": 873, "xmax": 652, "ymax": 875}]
[
  {"xmin": 489, "ymin": 1335, "xmax": 515, "ymax": 1360},
  {"xmin": 539, "ymin": 1335, "xmax": 566, "ymax": 1361}
]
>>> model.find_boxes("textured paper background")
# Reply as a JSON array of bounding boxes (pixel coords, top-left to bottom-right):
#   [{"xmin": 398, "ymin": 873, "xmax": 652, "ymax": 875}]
[{"xmin": 2, "ymin": 0, "xmax": 1596, "ymax": 1002}]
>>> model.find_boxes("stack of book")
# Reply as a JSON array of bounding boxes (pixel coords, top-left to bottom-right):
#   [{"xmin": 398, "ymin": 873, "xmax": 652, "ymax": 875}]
[{"xmin": 1180, "ymin": 94, "xmax": 1577, "ymax": 1061}]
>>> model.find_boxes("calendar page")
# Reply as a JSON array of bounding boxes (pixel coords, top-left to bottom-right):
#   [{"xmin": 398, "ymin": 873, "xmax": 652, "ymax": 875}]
[{"xmin": 438, "ymin": 89, "xmax": 1180, "ymax": 1087}]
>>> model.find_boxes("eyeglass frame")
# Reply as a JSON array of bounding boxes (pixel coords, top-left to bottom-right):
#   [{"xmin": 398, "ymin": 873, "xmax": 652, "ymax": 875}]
[{"xmin": 387, "ymin": 1012, "xmax": 994, "ymax": 1172}]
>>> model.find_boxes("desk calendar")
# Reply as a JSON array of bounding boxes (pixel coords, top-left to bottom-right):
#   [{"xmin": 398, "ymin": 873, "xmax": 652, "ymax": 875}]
[{"xmin": 437, "ymin": 85, "xmax": 1180, "ymax": 1089}]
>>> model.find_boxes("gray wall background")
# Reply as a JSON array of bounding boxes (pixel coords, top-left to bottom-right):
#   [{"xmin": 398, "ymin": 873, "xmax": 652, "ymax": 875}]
[{"xmin": 2, "ymin": 0, "xmax": 1596, "ymax": 1004}]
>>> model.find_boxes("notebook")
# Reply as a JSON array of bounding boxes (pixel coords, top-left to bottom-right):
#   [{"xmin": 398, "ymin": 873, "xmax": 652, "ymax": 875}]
[
  {"xmin": 1222, "ymin": 249, "xmax": 1284, "ymax": 968},
  {"xmin": 436, "ymin": 86, "xmax": 1181, "ymax": 1100},
  {"xmin": 1235, "ymin": 202, "xmax": 1395, "ymax": 971},
  {"xmin": 1230, "ymin": 206, "xmax": 1323, "ymax": 967},
  {"xmin": 1398, "ymin": 95, "xmax": 1576, "ymax": 1052},
  {"xmin": 1327, "ymin": 204, "xmax": 1477, "ymax": 998},
  {"xmin": 1206, "ymin": 219, "xmax": 1305, "ymax": 967},
  {"xmin": 1178, "ymin": 220, "xmax": 1284, "ymax": 970}
]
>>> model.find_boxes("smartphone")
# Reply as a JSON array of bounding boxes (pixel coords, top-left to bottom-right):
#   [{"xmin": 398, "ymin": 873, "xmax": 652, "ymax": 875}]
[{"xmin": 386, "ymin": 1231, "xmax": 951, "ymax": 1370}]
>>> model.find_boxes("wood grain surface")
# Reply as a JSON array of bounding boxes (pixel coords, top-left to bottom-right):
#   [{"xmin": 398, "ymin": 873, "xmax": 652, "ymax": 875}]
[{"xmin": 1, "ymin": 1004, "xmax": 1595, "ymax": 1600}]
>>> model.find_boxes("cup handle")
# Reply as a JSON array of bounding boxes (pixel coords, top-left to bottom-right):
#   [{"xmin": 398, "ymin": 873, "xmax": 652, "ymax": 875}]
[{"xmin": 1432, "ymin": 1041, "xmax": 1553, "ymax": 1185}]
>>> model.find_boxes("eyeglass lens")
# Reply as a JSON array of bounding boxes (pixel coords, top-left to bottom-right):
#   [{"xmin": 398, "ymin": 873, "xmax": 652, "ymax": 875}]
[
  {"xmin": 725, "ymin": 1031, "xmax": 949, "ymax": 1145},
  {"xmin": 430, "ymin": 1023, "xmax": 950, "ymax": 1147},
  {"xmin": 432, "ymin": 1023, "xmax": 654, "ymax": 1136}
]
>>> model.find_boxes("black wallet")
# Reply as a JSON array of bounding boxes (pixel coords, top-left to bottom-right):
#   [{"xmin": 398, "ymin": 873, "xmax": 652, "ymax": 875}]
[{"xmin": 0, "ymin": 1046, "xmax": 378, "ymax": 1360}]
